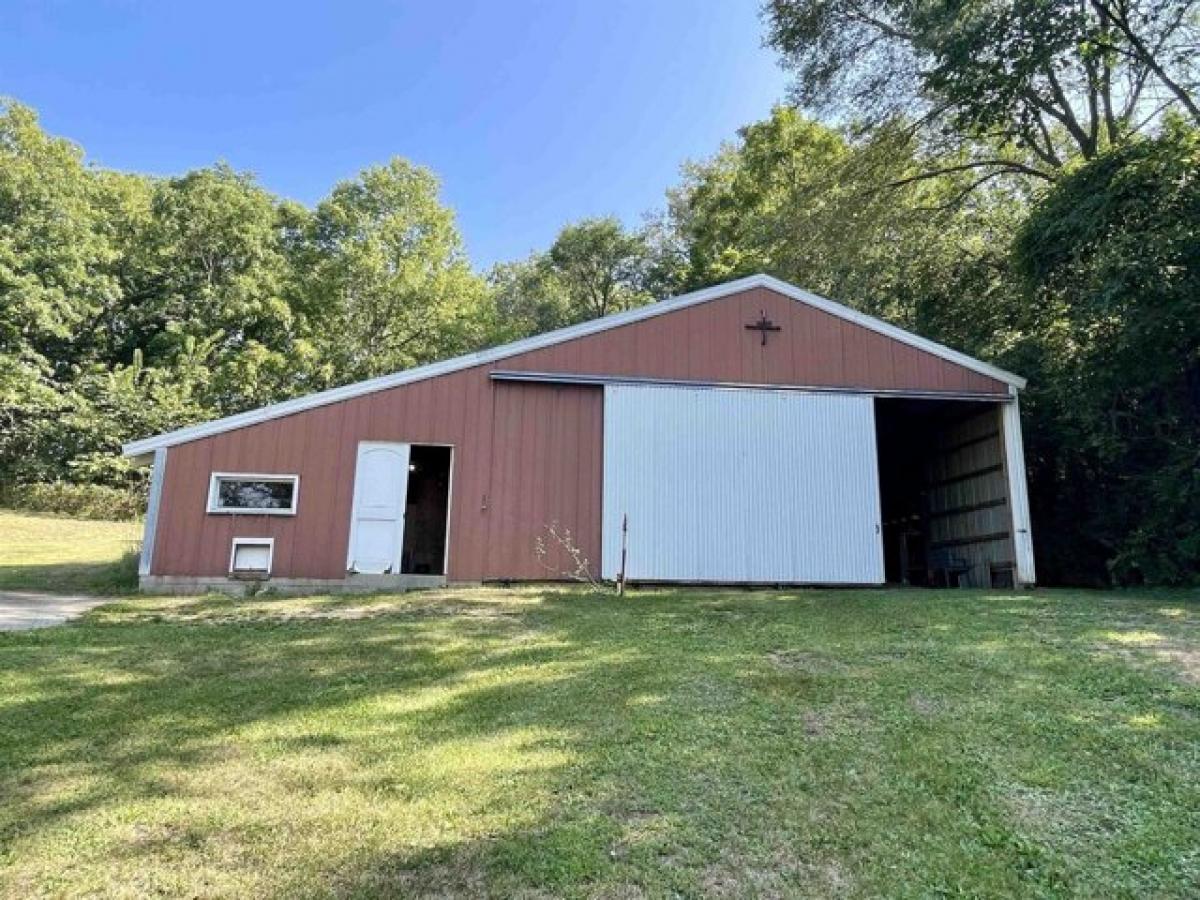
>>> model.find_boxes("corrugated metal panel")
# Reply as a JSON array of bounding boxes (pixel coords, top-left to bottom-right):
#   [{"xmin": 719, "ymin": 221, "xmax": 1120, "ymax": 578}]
[
  {"xmin": 924, "ymin": 407, "xmax": 1015, "ymax": 587},
  {"xmin": 506, "ymin": 287, "xmax": 1009, "ymax": 394},
  {"xmin": 483, "ymin": 382, "xmax": 604, "ymax": 580},
  {"xmin": 601, "ymin": 384, "xmax": 884, "ymax": 584}
]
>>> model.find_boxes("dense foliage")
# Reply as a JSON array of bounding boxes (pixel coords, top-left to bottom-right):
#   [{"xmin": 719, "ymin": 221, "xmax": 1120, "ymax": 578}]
[
  {"xmin": 1013, "ymin": 123, "xmax": 1200, "ymax": 584},
  {"xmin": 766, "ymin": 0, "xmax": 1200, "ymax": 174},
  {"xmin": 662, "ymin": 108, "xmax": 1029, "ymax": 356},
  {"xmin": 0, "ymin": 100, "xmax": 487, "ymax": 490},
  {"xmin": 486, "ymin": 217, "xmax": 665, "ymax": 341},
  {"xmin": 1, "ymin": 0, "xmax": 1197, "ymax": 586}
]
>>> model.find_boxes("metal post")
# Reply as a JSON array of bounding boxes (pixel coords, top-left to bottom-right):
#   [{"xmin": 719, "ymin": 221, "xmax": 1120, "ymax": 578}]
[{"xmin": 617, "ymin": 513, "xmax": 628, "ymax": 596}]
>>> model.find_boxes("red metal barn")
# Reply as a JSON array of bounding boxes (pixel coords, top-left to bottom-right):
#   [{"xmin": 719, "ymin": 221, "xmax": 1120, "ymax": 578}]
[{"xmin": 124, "ymin": 275, "xmax": 1035, "ymax": 592}]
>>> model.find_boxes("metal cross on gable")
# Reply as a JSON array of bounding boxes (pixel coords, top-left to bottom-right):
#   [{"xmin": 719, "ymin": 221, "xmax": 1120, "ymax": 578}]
[{"xmin": 745, "ymin": 310, "xmax": 782, "ymax": 346}]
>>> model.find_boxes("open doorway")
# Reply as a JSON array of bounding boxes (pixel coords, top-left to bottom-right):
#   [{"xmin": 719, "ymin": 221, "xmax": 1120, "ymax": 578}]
[
  {"xmin": 401, "ymin": 445, "xmax": 452, "ymax": 575},
  {"xmin": 875, "ymin": 398, "xmax": 1015, "ymax": 588}
]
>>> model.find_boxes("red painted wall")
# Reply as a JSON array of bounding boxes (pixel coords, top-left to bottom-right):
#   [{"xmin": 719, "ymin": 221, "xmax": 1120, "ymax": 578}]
[{"xmin": 150, "ymin": 286, "xmax": 1006, "ymax": 581}]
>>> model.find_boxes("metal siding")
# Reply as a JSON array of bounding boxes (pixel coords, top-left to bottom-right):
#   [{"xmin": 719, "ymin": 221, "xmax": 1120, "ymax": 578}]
[
  {"xmin": 602, "ymin": 384, "xmax": 884, "ymax": 584},
  {"xmin": 481, "ymin": 382, "xmax": 604, "ymax": 580},
  {"xmin": 499, "ymin": 287, "xmax": 1013, "ymax": 394},
  {"xmin": 149, "ymin": 284, "xmax": 1015, "ymax": 583},
  {"xmin": 924, "ymin": 408, "xmax": 1015, "ymax": 587}
]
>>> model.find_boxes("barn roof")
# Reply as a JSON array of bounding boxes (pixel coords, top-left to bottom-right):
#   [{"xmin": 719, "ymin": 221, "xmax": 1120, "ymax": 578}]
[{"xmin": 122, "ymin": 274, "xmax": 1025, "ymax": 459}]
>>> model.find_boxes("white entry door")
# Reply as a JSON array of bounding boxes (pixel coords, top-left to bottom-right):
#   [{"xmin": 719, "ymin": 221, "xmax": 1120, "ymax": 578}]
[
  {"xmin": 602, "ymin": 385, "xmax": 884, "ymax": 584},
  {"xmin": 347, "ymin": 442, "xmax": 411, "ymax": 574}
]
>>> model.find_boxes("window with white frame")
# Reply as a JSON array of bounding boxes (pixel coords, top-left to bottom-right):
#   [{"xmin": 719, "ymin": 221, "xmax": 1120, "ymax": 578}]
[
  {"xmin": 207, "ymin": 474, "xmax": 299, "ymax": 515},
  {"xmin": 230, "ymin": 537, "xmax": 274, "ymax": 576}
]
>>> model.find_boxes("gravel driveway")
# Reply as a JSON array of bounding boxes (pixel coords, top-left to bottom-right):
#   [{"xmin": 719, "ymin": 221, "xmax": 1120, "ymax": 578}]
[{"xmin": 0, "ymin": 592, "xmax": 110, "ymax": 631}]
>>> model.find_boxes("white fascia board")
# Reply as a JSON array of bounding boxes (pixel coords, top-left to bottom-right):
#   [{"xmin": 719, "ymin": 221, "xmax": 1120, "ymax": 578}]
[{"xmin": 122, "ymin": 273, "xmax": 1024, "ymax": 458}]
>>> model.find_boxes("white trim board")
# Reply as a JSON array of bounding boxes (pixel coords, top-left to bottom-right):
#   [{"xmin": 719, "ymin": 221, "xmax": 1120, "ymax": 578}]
[
  {"xmin": 206, "ymin": 473, "xmax": 300, "ymax": 516},
  {"xmin": 229, "ymin": 537, "xmax": 275, "ymax": 575},
  {"xmin": 1001, "ymin": 386, "xmax": 1037, "ymax": 585},
  {"xmin": 489, "ymin": 370, "xmax": 1014, "ymax": 401},
  {"xmin": 123, "ymin": 274, "xmax": 1026, "ymax": 459},
  {"xmin": 138, "ymin": 447, "xmax": 168, "ymax": 576}
]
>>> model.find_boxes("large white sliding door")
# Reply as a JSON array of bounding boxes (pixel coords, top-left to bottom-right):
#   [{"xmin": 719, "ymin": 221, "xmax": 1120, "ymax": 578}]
[{"xmin": 601, "ymin": 385, "xmax": 884, "ymax": 584}]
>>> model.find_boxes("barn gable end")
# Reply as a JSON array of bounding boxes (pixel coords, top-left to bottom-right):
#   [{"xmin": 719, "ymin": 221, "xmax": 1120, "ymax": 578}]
[
  {"xmin": 124, "ymin": 275, "xmax": 1021, "ymax": 460},
  {"xmin": 493, "ymin": 284, "xmax": 1008, "ymax": 394}
]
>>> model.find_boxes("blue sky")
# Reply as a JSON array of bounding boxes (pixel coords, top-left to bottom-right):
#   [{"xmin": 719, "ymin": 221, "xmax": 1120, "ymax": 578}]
[{"xmin": 2, "ymin": 1, "xmax": 789, "ymax": 269}]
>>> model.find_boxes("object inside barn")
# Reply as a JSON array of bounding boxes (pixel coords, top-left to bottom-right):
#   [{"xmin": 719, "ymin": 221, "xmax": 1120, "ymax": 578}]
[
  {"xmin": 875, "ymin": 398, "xmax": 1015, "ymax": 588},
  {"xmin": 401, "ymin": 445, "xmax": 452, "ymax": 576}
]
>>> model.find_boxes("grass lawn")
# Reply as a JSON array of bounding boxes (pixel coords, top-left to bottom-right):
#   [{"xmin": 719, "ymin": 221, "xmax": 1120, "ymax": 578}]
[
  {"xmin": 0, "ymin": 511, "xmax": 141, "ymax": 594},
  {"xmin": 1, "ymin": 581, "xmax": 1198, "ymax": 898}
]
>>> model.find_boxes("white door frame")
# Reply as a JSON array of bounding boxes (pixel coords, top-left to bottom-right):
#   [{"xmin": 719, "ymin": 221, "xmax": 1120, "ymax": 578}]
[
  {"xmin": 441, "ymin": 445, "xmax": 455, "ymax": 578},
  {"xmin": 346, "ymin": 441, "xmax": 411, "ymax": 574},
  {"xmin": 1001, "ymin": 389, "xmax": 1037, "ymax": 585}
]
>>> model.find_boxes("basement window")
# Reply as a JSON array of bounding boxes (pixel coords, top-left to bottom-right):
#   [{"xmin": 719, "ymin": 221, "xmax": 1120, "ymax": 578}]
[
  {"xmin": 207, "ymin": 474, "xmax": 299, "ymax": 515},
  {"xmin": 229, "ymin": 538, "xmax": 273, "ymax": 578}
]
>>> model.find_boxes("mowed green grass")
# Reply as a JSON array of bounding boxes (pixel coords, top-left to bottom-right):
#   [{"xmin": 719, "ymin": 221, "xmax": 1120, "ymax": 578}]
[
  {"xmin": 1, "ymin": 582, "xmax": 1198, "ymax": 898},
  {"xmin": 0, "ymin": 511, "xmax": 141, "ymax": 594}
]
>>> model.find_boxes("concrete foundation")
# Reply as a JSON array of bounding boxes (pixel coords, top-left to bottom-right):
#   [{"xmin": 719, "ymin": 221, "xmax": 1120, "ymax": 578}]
[{"xmin": 139, "ymin": 573, "xmax": 449, "ymax": 596}]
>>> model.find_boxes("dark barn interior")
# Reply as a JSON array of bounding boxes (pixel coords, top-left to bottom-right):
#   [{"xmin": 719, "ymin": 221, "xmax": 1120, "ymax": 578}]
[
  {"xmin": 401, "ymin": 445, "xmax": 452, "ymax": 575},
  {"xmin": 874, "ymin": 398, "xmax": 1016, "ymax": 588}
]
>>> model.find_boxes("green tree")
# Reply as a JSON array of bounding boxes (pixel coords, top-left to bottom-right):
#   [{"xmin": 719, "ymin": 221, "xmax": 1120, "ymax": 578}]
[
  {"xmin": 765, "ymin": 0, "xmax": 1200, "ymax": 181},
  {"xmin": 1013, "ymin": 121, "xmax": 1200, "ymax": 584},
  {"xmin": 0, "ymin": 100, "xmax": 124, "ymax": 486},
  {"xmin": 485, "ymin": 255, "xmax": 574, "ymax": 343},
  {"xmin": 121, "ymin": 165, "xmax": 315, "ymax": 411},
  {"xmin": 484, "ymin": 216, "xmax": 663, "ymax": 343},
  {"xmin": 666, "ymin": 107, "xmax": 1026, "ymax": 357},
  {"xmin": 297, "ymin": 159, "xmax": 486, "ymax": 383},
  {"xmin": 0, "ymin": 100, "xmax": 117, "ymax": 374},
  {"xmin": 0, "ymin": 103, "xmax": 318, "ymax": 488},
  {"xmin": 10, "ymin": 350, "xmax": 210, "ymax": 488},
  {"xmin": 545, "ymin": 217, "xmax": 655, "ymax": 319}
]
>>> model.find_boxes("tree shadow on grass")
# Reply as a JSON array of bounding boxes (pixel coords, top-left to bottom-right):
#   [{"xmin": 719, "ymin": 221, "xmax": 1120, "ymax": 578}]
[
  {"xmin": 0, "ymin": 592, "xmax": 666, "ymax": 877},
  {"xmin": 310, "ymin": 590, "xmax": 1200, "ymax": 898},
  {"xmin": 1, "ymin": 588, "xmax": 1198, "ymax": 897}
]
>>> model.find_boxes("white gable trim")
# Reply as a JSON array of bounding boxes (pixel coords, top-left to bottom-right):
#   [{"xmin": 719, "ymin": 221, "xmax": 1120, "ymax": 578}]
[{"xmin": 122, "ymin": 274, "xmax": 1024, "ymax": 459}]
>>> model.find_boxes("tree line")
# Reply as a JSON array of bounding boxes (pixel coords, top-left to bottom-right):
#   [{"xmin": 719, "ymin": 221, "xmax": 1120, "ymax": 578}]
[{"xmin": 2, "ymin": 0, "xmax": 1197, "ymax": 584}]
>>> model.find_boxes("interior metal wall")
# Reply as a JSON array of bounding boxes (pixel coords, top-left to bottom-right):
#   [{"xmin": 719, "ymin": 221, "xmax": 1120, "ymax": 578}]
[
  {"xmin": 924, "ymin": 407, "xmax": 1015, "ymax": 586},
  {"xmin": 602, "ymin": 384, "xmax": 885, "ymax": 584}
]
